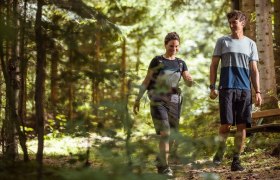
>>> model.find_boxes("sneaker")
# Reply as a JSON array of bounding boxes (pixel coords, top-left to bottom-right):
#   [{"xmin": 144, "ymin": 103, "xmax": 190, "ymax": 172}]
[
  {"xmin": 158, "ymin": 166, "xmax": 173, "ymax": 177},
  {"xmin": 231, "ymin": 160, "xmax": 244, "ymax": 171},
  {"xmin": 212, "ymin": 145, "xmax": 226, "ymax": 165},
  {"xmin": 213, "ymin": 153, "xmax": 222, "ymax": 165}
]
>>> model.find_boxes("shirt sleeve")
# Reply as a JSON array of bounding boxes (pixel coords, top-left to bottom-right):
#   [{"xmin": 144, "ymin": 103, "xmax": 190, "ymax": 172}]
[
  {"xmin": 250, "ymin": 42, "xmax": 259, "ymax": 61},
  {"xmin": 148, "ymin": 56, "xmax": 160, "ymax": 69},
  {"xmin": 181, "ymin": 60, "xmax": 188, "ymax": 72},
  {"xmin": 213, "ymin": 37, "xmax": 223, "ymax": 57}
]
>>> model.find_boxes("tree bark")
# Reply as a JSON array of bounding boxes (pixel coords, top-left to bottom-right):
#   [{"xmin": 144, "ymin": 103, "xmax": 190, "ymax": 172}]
[
  {"xmin": 18, "ymin": 0, "xmax": 29, "ymax": 162},
  {"xmin": 120, "ymin": 38, "xmax": 127, "ymax": 100},
  {"xmin": 35, "ymin": 0, "xmax": 46, "ymax": 171},
  {"xmin": 50, "ymin": 15, "xmax": 59, "ymax": 127},
  {"xmin": 2, "ymin": 0, "xmax": 17, "ymax": 163},
  {"xmin": 135, "ymin": 38, "xmax": 141, "ymax": 74},
  {"xmin": 67, "ymin": 46, "xmax": 73, "ymax": 122},
  {"xmin": 231, "ymin": 0, "xmax": 240, "ymax": 10},
  {"xmin": 92, "ymin": 31, "xmax": 101, "ymax": 129},
  {"xmin": 274, "ymin": 0, "xmax": 280, "ymax": 99},
  {"xmin": 241, "ymin": 0, "xmax": 256, "ymax": 41},
  {"xmin": 255, "ymin": 0, "xmax": 278, "ymax": 108},
  {"xmin": 0, "ymin": 0, "xmax": 4, "ymax": 155}
]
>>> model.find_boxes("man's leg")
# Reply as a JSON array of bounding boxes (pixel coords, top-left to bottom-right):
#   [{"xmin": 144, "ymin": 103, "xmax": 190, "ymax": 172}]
[
  {"xmin": 231, "ymin": 123, "xmax": 246, "ymax": 171},
  {"xmin": 215, "ymin": 89, "xmax": 234, "ymax": 165},
  {"xmin": 213, "ymin": 124, "xmax": 231, "ymax": 165},
  {"xmin": 235, "ymin": 123, "xmax": 246, "ymax": 155}
]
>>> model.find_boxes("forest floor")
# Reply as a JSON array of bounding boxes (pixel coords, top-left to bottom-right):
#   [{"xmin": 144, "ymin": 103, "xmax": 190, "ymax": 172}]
[
  {"xmin": 1, "ymin": 149, "xmax": 279, "ymax": 180},
  {"xmin": 169, "ymin": 151, "xmax": 280, "ymax": 180},
  {"xmin": 1, "ymin": 135, "xmax": 280, "ymax": 180}
]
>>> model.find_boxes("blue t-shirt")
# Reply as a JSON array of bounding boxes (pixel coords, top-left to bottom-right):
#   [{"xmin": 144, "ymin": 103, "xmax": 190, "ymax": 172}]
[{"xmin": 213, "ymin": 35, "xmax": 259, "ymax": 90}]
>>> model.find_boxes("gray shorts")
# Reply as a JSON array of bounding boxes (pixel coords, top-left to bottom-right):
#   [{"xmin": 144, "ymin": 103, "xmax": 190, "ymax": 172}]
[
  {"xmin": 148, "ymin": 92, "xmax": 181, "ymax": 135},
  {"xmin": 219, "ymin": 89, "xmax": 252, "ymax": 126}
]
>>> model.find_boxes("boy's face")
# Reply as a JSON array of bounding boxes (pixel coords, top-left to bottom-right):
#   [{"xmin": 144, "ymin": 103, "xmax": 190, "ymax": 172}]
[{"xmin": 228, "ymin": 17, "xmax": 245, "ymax": 33}]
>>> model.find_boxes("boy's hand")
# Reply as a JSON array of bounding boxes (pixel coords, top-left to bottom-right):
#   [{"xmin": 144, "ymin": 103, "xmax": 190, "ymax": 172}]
[{"xmin": 209, "ymin": 90, "xmax": 218, "ymax": 99}]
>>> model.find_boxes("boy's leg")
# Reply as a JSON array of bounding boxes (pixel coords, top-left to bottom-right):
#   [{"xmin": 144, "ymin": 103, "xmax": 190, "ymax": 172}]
[
  {"xmin": 231, "ymin": 89, "xmax": 251, "ymax": 171},
  {"xmin": 231, "ymin": 123, "xmax": 246, "ymax": 171},
  {"xmin": 214, "ymin": 89, "xmax": 234, "ymax": 165},
  {"xmin": 234, "ymin": 123, "xmax": 246, "ymax": 155},
  {"xmin": 213, "ymin": 124, "xmax": 231, "ymax": 165}
]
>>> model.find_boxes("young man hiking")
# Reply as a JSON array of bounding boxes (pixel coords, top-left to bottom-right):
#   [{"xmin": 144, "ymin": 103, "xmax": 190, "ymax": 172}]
[{"xmin": 209, "ymin": 10, "xmax": 262, "ymax": 171}]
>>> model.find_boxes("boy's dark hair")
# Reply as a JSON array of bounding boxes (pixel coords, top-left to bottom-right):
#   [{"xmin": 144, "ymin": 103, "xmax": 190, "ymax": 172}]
[
  {"xmin": 164, "ymin": 32, "xmax": 180, "ymax": 45},
  {"xmin": 227, "ymin": 10, "xmax": 247, "ymax": 25}
]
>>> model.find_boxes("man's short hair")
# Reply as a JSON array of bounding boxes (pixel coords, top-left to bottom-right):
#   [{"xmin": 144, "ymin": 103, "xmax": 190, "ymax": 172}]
[{"xmin": 227, "ymin": 10, "xmax": 247, "ymax": 25}]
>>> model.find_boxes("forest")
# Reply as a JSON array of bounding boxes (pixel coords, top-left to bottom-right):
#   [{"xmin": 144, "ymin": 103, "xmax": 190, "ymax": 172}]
[{"xmin": 0, "ymin": 0, "xmax": 280, "ymax": 179}]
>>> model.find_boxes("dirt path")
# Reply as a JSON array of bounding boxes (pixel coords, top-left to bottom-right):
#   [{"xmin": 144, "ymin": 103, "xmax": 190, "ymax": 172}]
[{"xmin": 172, "ymin": 153, "xmax": 280, "ymax": 180}]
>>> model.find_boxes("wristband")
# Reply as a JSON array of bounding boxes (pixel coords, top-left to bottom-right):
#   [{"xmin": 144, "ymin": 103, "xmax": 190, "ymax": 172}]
[
  {"xmin": 209, "ymin": 84, "xmax": 215, "ymax": 90},
  {"xmin": 256, "ymin": 91, "xmax": 261, "ymax": 94}
]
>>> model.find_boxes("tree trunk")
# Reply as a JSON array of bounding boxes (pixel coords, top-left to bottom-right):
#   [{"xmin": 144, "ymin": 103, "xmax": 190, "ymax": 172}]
[
  {"xmin": 50, "ymin": 16, "xmax": 59, "ymax": 127},
  {"xmin": 274, "ymin": 0, "xmax": 280, "ymax": 99},
  {"xmin": 272, "ymin": 0, "xmax": 280, "ymax": 157},
  {"xmin": 135, "ymin": 38, "xmax": 141, "ymax": 74},
  {"xmin": 92, "ymin": 32, "xmax": 102, "ymax": 129},
  {"xmin": 120, "ymin": 38, "xmax": 127, "ymax": 100},
  {"xmin": 241, "ymin": 0, "xmax": 256, "ymax": 41},
  {"xmin": 0, "ymin": 0, "xmax": 4, "ymax": 154},
  {"xmin": 0, "ymin": 0, "xmax": 7, "ymax": 154},
  {"xmin": 2, "ymin": 0, "xmax": 17, "ymax": 163},
  {"xmin": 255, "ymin": 0, "xmax": 277, "ymax": 108},
  {"xmin": 67, "ymin": 49, "xmax": 73, "ymax": 122},
  {"xmin": 231, "ymin": 0, "xmax": 240, "ymax": 10},
  {"xmin": 35, "ymin": 0, "xmax": 46, "ymax": 172},
  {"xmin": 18, "ymin": 0, "xmax": 29, "ymax": 162}
]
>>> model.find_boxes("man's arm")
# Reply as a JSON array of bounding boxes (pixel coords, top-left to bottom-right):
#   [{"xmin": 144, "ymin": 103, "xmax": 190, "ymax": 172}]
[
  {"xmin": 250, "ymin": 61, "xmax": 262, "ymax": 106},
  {"xmin": 209, "ymin": 56, "xmax": 220, "ymax": 99}
]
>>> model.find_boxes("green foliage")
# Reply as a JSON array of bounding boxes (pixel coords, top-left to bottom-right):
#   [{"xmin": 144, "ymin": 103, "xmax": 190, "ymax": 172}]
[{"xmin": 3, "ymin": 0, "xmax": 280, "ymax": 179}]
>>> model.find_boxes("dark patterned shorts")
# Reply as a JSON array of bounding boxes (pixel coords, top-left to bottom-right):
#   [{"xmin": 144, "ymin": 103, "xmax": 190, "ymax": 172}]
[
  {"xmin": 148, "ymin": 92, "xmax": 181, "ymax": 135},
  {"xmin": 219, "ymin": 89, "xmax": 252, "ymax": 126}
]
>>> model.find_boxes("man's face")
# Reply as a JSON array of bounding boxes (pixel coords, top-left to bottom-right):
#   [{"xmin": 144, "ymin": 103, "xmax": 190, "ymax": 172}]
[{"xmin": 228, "ymin": 17, "xmax": 244, "ymax": 33}]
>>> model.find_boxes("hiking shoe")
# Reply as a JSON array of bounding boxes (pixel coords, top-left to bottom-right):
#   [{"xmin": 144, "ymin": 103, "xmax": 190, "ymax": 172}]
[
  {"xmin": 212, "ymin": 145, "xmax": 226, "ymax": 165},
  {"xmin": 231, "ymin": 160, "xmax": 244, "ymax": 171},
  {"xmin": 213, "ymin": 152, "xmax": 223, "ymax": 165},
  {"xmin": 158, "ymin": 166, "xmax": 173, "ymax": 177}
]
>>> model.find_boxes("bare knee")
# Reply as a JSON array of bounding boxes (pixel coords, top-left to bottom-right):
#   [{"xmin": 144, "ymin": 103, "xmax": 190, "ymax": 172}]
[
  {"xmin": 160, "ymin": 130, "xmax": 170, "ymax": 142},
  {"xmin": 236, "ymin": 124, "xmax": 246, "ymax": 131},
  {"xmin": 219, "ymin": 124, "xmax": 231, "ymax": 134}
]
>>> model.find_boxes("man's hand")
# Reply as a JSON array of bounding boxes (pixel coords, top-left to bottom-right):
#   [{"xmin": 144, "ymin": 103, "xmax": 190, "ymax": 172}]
[
  {"xmin": 255, "ymin": 93, "xmax": 262, "ymax": 106},
  {"xmin": 209, "ymin": 90, "xmax": 218, "ymax": 99},
  {"xmin": 133, "ymin": 100, "xmax": 140, "ymax": 115}
]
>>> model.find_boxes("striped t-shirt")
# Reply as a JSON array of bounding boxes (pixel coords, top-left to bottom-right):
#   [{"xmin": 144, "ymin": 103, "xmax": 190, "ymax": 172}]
[{"xmin": 213, "ymin": 35, "xmax": 259, "ymax": 90}]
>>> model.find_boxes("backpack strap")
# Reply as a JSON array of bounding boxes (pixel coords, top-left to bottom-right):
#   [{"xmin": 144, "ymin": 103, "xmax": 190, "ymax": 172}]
[
  {"xmin": 147, "ymin": 56, "xmax": 163, "ymax": 90},
  {"xmin": 176, "ymin": 58, "xmax": 183, "ymax": 86}
]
